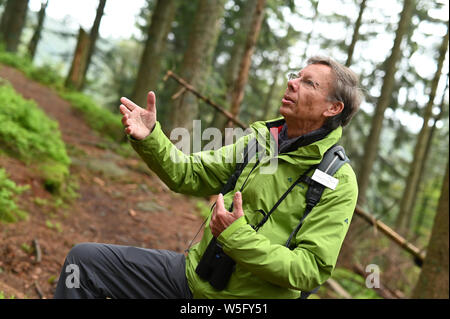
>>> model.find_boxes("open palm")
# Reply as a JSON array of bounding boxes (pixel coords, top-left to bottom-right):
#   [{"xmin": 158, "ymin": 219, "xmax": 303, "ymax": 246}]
[{"xmin": 119, "ymin": 92, "xmax": 157, "ymax": 140}]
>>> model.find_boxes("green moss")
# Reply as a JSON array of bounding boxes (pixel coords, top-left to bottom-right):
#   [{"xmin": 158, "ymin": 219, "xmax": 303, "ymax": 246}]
[
  {"xmin": 39, "ymin": 161, "xmax": 70, "ymax": 194},
  {"xmin": 0, "ymin": 84, "xmax": 70, "ymax": 167},
  {"xmin": 1, "ymin": 49, "xmax": 128, "ymax": 151},
  {"xmin": 0, "ymin": 168, "xmax": 29, "ymax": 223},
  {"xmin": 0, "ymin": 83, "xmax": 71, "ymax": 196}
]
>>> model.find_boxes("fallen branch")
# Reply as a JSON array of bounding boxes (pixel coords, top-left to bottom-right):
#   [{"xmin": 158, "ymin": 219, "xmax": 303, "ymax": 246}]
[
  {"xmin": 34, "ymin": 281, "xmax": 44, "ymax": 299},
  {"xmin": 325, "ymin": 278, "xmax": 352, "ymax": 299},
  {"xmin": 164, "ymin": 70, "xmax": 248, "ymax": 129},
  {"xmin": 354, "ymin": 206, "xmax": 425, "ymax": 265},
  {"xmin": 32, "ymin": 238, "xmax": 42, "ymax": 264}
]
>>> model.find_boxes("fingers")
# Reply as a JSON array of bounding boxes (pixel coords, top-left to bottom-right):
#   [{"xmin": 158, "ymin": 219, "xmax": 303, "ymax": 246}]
[
  {"xmin": 120, "ymin": 96, "xmax": 139, "ymax": 111},
  {"xmin": 121, "ymin": 114, "xmax": 130, "ymax": 126},
  {"xmin": 211, "ymin": 194, "xmax": 224, "ymax": 224},
  {"xmin": 121, "ymin": 108, "xmax": 133, "ymax": 136},
  {"xmin": 147, "ymin": 91, "xmax": 156, "ymax": 112},
  {"xmin": 215, "ymin": 193, "xmax": 225, "ymax": 212},
  {"xmin": 119, "ymin": 104, "xmax": 131, "ymax": 116},
  {"xmin": 233, "ymin": 192, "xmax": 243, "ymax": 214}
]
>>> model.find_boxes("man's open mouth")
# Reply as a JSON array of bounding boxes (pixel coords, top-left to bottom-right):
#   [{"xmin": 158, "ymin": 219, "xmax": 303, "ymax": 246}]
[{"xmin": 282, "ymin": 95, "xmax": 295, "ymax": 104}]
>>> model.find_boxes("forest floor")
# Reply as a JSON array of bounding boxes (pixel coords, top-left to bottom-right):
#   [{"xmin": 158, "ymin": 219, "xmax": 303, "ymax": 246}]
[{"xmin": 0, "ymin": 65, "xmax": 208, "ymax": 299}]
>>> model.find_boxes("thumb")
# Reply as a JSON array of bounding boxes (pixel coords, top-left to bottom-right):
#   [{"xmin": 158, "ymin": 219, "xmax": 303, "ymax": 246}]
[
  {"xmin": 147, "ymin": 91, "xmax": 156, "ymax": 112},
  {"xmin": 233, "ymin": 192, "xmax": 243, "ymax": 215},
  {"xmin": 215, "ymin": 193, "xmax": 225, "ymax": 211}
]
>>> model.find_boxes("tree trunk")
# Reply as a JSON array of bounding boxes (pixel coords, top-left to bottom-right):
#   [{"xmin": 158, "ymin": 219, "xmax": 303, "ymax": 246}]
[
  {"xmin": 65, "ymin": 27, "xmax": 90, "ymax": 90},
  {"xmin": 412, "ymin": 160, "xmax": 449, "ymax": 299},
  {"xmin": 357, "ymin": 0, "xmax": 415, "ymax": 206},
  {"xmin": 132, "ymin": 0, "xmax": 178, "ymax": 108},
  {"xmin": 410, "ymin": 75, "xmax": 448, "ymax": 237},
  {"xmin": 210, "ymin": 0, "xmax": 258, "ymax": 130},
  {"xmin": 345, "ymin": 0, "xmax": 367, "ymax": 67},
  {"xmin": 0, "ymin": 0, "xmax": 29, "ymax": 53},
  {"xmin": 168, "ymin": 0, "xmax": 226, "ymax": 133},
  {"xmin": 224, "ymin": 0, "xmax": 266, "ymax": 133},
  {"xmin": 396, "ymin": 27, "xmax": 448, "ymax": 233},
  {"xmin": 80, "ymin": 0, "xmax": 107, "ymax": 89},
  {"xmin": 27, "ymin": 0, "xmax": 48, "ymax": 61}
]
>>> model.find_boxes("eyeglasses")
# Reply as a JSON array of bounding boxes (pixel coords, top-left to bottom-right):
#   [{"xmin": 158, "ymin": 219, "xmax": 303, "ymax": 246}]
[{"xmin": 287, "ymin": 72, "xmax": 300, "ymax": 81}]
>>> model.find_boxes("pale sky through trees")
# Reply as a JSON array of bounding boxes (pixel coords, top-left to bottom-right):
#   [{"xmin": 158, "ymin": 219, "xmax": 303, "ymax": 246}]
[{"xmin": 27, "ymin": 0, "xmax": 449, "ymax": 133}]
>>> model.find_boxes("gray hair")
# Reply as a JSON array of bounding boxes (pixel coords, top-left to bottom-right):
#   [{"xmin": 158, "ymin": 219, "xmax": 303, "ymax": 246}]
[{"xmin": 307, "ymin": 56, "xmax": 363, "ymax": 130}]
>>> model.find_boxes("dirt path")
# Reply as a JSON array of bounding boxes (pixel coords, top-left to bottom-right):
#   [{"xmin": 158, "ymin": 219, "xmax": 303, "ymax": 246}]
[{"xmin": 0, "ymin": 65, "xmax": 206, "ymax": 299}]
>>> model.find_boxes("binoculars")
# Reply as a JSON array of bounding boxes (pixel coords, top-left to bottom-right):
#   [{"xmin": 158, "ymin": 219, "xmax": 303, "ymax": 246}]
[{"xmin": 195, "ymin": 237, "xmax": 236, "ymax": 290}]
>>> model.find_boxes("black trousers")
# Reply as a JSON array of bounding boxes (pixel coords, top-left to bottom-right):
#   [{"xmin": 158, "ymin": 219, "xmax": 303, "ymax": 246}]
[{"xmin": 54, "ymin": 243, "xmax": 193, "ymax": 299}]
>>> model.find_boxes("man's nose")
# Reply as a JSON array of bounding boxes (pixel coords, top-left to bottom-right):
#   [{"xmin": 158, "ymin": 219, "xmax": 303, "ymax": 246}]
[{"xmin": 287, "ymin": 78, "xmax": 298, "ymax": 92}]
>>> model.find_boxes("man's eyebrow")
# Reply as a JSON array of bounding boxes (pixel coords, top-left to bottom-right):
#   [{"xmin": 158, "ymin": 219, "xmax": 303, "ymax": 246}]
[{"xmin": 300, "ymin": 72, "xmax": 320, "ymax": 87}]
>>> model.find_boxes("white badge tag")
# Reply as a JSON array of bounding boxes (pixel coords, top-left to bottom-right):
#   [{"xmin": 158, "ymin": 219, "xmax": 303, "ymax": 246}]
[{"xmin": 311, "ymin": 169, "xmax": 339, "ymax": 190}]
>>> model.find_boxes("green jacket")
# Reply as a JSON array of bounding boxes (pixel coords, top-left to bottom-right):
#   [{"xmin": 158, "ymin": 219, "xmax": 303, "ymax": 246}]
[{"xmin": 130, "ymin": 117, "xmax": 358, "ymax": 299}]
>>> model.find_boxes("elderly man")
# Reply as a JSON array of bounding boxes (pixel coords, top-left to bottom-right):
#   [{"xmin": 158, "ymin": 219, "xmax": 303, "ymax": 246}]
[{"xmin": 54, "ymin": 56, "xmax": 362, "ymax": 299}]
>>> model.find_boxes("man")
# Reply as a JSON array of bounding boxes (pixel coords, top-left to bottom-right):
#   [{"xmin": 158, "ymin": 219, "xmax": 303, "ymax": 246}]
[{"xmin": 54, "ymin": 56, "xmax": 362, "ymax": 299}]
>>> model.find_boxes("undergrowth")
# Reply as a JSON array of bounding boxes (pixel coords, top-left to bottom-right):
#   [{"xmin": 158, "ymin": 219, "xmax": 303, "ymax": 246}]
[
  {"xmin": 0, "ymin": 50, "xmax": 129, "ymax": 223},
  {"xmin": 0, "ymin": 49, "xmax": 64, "ymax": 90},
  {"xmin": 0, "ymin": 168, "xmax": 29, "ymax": 223},
  {"xmin": 0, "ymin": 290, "xmax": 16, "ymax": 299},
  {"xmin": 0, "ymin": 82, "xmax": 72, "ymax": 197},
  {"xmin": 0, "ymin": 49, "xmax": 126, "ymax": 143}
]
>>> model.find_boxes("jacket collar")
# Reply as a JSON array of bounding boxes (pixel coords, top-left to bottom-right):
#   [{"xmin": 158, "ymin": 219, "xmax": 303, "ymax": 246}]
[
  {"xmin": 277, "ymin": 122, "xmax": 332, "ymax": 154},
  {"xmin": 250, "ymin": 117, "xmax": 342, "ymax": 166}
]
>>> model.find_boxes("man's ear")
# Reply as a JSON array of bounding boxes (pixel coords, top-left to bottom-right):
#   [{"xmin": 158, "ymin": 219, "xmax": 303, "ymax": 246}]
[{"xmin": 323, "ymin": 101, "xmax": 344, "ymax": 117}]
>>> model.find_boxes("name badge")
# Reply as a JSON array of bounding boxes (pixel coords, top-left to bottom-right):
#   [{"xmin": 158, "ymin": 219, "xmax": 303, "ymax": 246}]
[{"xmin": 311, "ymin": 169, "xmax": 339, "ymax": 190}]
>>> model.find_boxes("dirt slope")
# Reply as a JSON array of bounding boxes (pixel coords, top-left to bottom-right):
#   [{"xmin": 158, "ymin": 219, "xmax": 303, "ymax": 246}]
[{"xmin": 0, "ymin": 65, "xmax": 206, "ymax": 299}]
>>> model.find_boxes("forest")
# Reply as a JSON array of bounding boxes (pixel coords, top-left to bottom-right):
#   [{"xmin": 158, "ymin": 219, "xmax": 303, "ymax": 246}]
[{"xmin": 0, "ymin": 0, "xmax": 448, "ymax": 300}]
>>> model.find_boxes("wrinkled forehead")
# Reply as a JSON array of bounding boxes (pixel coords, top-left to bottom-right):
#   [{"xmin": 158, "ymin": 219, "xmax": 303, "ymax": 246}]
[{"xmin": 301, "ymin": 64, "xmax": 334, "ymax": 89}]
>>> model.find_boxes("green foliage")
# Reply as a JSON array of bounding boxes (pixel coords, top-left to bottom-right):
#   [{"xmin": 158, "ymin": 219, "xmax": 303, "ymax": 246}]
[
  {"xmin": 0, "ymin": 84, "xmax": 70, "ymax": 165},
  {"xmin": 45, "ymin": 219, "xmax": 63, "ymax": 233},
  {"xmin": 0, "ymin": 49, "xmax": 64, "ymax": 89},
  {"xmin": 47, "ymin": 275, "xmax": 57, "ymax": 285},
  {"xmin": 0, "ymin": 168, "xmax": 29, "ymax": 223},
  {"xmin": 0, "ymin": 83, "xmax": 71, "ymax": 195},
  {"xmin": 20, "ymin": 242, "xmax": 33, "ymax": 254},
  {"xmin": 59, "ymin": 91, "xmax": 125, "ymax": 142},
  {"xmin": 0, "ymin": 290, "xmax": 16, "ymax": 299},
  {"xmin": 1, "ymin": 46, "xmax": 127, "ymax": 145}
]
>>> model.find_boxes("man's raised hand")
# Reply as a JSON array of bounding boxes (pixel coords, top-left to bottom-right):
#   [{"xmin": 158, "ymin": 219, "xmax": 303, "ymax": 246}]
[{"xmin": 119, "ymin": 91, "xmax": 157, "ymax": 140}]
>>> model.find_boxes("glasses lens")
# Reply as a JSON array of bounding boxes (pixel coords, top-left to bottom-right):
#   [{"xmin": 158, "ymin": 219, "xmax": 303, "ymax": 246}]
[{"xmin": 288, "ymin": 72, "xmax": 298, "ymax": 81}]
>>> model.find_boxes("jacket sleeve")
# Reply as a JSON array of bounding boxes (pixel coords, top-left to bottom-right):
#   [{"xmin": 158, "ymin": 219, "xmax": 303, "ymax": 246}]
[
  {"xmin": 217, "ymin": 165, "xmax": 358, "ymax": 292},
  {"xmin": 128, "ymin": 121, "xmax": 253, "ymax": 197}
]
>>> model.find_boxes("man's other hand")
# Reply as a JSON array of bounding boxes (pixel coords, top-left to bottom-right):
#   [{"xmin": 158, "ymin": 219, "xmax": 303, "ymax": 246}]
[
  {"xmin": 210, "ymin": 192, "xmax": 244, "ymax": 238},
  {"xmin": 119, "ymin": 91, "xmax": 157, "ymax": 140}
]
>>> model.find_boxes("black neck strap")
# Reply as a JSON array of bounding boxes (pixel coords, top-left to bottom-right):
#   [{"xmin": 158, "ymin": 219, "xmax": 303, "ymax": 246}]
[{"xmin": 252, "ymin": 165, "xmax": 316, "ymax": 231}]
